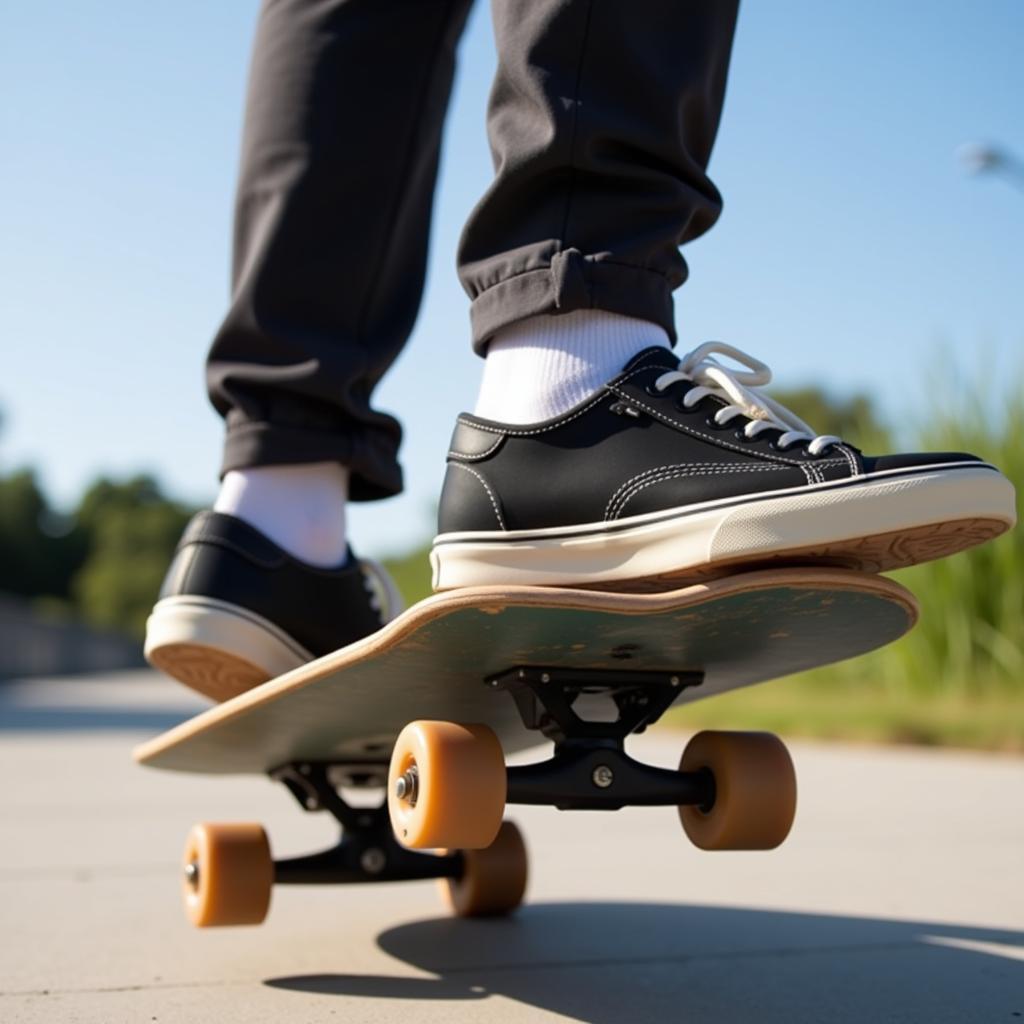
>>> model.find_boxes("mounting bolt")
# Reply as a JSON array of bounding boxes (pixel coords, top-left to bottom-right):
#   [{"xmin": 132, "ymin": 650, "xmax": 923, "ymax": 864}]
[
  {"xmin": 183, "ymin": 860, "xmax": 200, "ymax": 890},
  {"xmin": 540, "ymin": 672, "xmax": 551, "ymax": 684},
  {"xmin": 670, "ymin": 676, "xmax": 680, "ymax": 687},
  {"xmin": 592, "ymin": 765, "xmax": 614, "ymax": 789},
  {"xmin": 360, "ymin": 848, "xmax": 387, "ymax": 875},
  {"xmin": 394, "ymin": 765, "xmax": 419, "ymax": 806}
]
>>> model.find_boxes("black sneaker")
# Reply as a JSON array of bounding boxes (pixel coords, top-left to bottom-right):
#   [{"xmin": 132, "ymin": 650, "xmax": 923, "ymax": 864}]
[
  {"xmin": 145, "ymin": 511, "xmax": 403, "ymax": 701},
  {"xmin": 432, "ymin": 343, "xmax": 1015, "ymax": 590}
]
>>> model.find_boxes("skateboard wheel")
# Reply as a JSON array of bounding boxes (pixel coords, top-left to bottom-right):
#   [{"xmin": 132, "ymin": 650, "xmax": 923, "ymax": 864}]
[
  {"xmin": 677, "ymin": 731, "xmax": 797, "ymax": 851},
  {"xmin": 442, "ymin": 820, "xmax": 528, "ymax": 918},
  {"xmin": 181, "ymin": 822, "xmax": 273, "ymax": 927},
  {"xmin": 388, "ymin": 721, "xmax": 506, "ymax": 850}
]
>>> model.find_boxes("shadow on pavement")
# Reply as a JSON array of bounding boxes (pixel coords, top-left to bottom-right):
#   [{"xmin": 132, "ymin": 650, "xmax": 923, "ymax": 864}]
[{"xmin": 266, "ymin": 902, "xmax": 1023, "ymax": 1022}]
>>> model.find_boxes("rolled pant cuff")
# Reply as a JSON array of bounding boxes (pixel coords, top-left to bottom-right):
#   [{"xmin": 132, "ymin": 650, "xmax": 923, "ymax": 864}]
[
  {"xmin": 220, "ymin": 421, "xmax": 403, "ymax": 502},
  {"xmin": 468, "ymin": 249, "xmax": 678, "ymax": 354}
]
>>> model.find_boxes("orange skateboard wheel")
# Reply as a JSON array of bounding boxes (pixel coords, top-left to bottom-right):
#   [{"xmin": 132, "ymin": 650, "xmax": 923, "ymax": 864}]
[
  {"xmin": 678, "ymin": 731, "xmax": 797, "ymax": 850},
  {"xmin": 441, "ymin": 819, "xmax": 528, "ymax": 918},
  {"xmin": 182, "ymin": 822, "xmax": 273, "ymax": 927},
  {"xmin": 388, "ymin": 721, "xmax": 506, "ymax": 850}
]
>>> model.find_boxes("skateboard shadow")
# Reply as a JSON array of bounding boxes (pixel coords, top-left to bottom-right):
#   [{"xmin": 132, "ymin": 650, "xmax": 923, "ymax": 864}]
[{"xmin": 265, "ymin": 902, "xmax": 1023, "ymax": 1022}]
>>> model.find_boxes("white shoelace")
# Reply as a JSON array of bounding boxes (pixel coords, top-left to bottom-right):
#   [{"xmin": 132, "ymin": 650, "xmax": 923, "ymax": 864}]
[{"xmin": 650, "ymin": 342, "xmax": 843, "ymax": 456}]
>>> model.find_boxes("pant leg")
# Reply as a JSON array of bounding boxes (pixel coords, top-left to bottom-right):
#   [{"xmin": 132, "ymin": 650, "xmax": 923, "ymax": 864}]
[
  {"xmin": 206, "ymin": 0, "xmax": 474, "ymax": 501},
  {"xmin": 459, "ymin": 0, "xmax": 739, "ymax": 351}
]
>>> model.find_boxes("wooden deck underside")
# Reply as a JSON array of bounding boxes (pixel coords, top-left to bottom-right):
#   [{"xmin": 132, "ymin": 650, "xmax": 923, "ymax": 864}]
[{"xmin": 135, "ymin": 568, "xmax": 916, "ymax": 775}]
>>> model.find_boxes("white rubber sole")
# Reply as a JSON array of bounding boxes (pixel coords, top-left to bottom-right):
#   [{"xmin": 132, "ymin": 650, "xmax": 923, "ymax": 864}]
[
  {"xmin": 430, "ymin": 463, "xmax": 1016, "ymax": 591},
  {"xmin": 144, "ymin": 596, "xmax": 312, "ymax": 701}
]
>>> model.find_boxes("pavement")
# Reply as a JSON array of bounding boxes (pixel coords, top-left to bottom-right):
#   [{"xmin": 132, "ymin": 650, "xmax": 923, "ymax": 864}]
[{"xmin": 2, "ymin": 669, "xmax": 1022, "ymax": 1023}]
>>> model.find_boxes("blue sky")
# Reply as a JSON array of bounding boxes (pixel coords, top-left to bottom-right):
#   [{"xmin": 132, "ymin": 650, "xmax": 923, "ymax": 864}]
[{"xmin": 1, "ymin": 1, "xmax": 1021, "ymax": 556}]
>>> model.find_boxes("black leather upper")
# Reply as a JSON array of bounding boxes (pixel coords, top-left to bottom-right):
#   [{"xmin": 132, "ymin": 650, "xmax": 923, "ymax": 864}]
[
  {"xmin": 158, "ymin": 511, "xmax": 385, "ymax": 657},
  {"xmin": 437, "ymin": 347, "xmax": 984, "ymax": 535}
]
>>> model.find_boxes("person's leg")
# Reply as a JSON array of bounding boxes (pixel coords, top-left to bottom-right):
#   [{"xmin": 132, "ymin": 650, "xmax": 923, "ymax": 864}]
[
  {"xmin": 462, "ymin": 0, "xmax": 736, "ymax": 345},
  {"xmin": 463, "ymin": 0, "xmax": 737, "ymax": 425},
  {"xmin": 208, "ymin": 0, "xmax": 474, "ymax": 509},
  {"xmin": 432, "ymin": 0, "xmax": 1015, "ymax": 589},
  {"xmin": 147, "ymin": 0, "xmax": 473, "ymax": 699},
  {"xmin": 464, "ymin": 0, "xmax": 737, "ymax": 425}
]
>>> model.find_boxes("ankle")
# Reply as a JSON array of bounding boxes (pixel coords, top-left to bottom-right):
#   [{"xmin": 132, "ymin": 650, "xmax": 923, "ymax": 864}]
[
  {"xmin": 474, "ymin": 310, "xmax": 670, "ymax": 424},
  {"xmin": 214, "ymin": 462, "xmax": 350, "ymax": 568}
]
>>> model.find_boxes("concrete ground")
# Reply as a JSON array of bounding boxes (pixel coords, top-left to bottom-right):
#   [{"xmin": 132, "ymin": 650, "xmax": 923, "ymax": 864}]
[{"xmin": 2, "ymin": 670, "xmax": 1022, "ymax": 1023}]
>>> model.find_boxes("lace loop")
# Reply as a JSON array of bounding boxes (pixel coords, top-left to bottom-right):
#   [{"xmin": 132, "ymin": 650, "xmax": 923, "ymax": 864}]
[{"xmin": 652, "ymin": 342, "xmax": 842, "ymax": 457}]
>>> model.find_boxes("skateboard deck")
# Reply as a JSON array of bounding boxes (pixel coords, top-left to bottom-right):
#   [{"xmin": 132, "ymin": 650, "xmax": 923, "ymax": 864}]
[{"xmin": 135, "ymin": 567, "xmax": 916, "ymax": 776}]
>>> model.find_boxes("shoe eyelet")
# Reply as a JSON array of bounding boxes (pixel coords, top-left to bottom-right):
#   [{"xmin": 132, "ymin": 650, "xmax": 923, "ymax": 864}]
[
  {"xmin": 704, "ymin": 415, "xmax": 726, "ymax": 430},
  {"xmin": 733, "ymin": 429, "xmax": 752, "ymax": 443},
  {"xmin": 644, "ymin": 383, "xmax": 664, "ymax": 397}
]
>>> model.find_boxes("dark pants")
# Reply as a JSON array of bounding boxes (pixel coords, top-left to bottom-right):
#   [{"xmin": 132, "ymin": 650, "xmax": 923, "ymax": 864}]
[{"xmin": 206, "ymin": 0, "xmax": 739, "ymax": 500}]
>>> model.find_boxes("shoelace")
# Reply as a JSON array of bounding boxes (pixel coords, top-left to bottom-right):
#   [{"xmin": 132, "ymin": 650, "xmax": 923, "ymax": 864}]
[{"xmin": 650, "ymin": 341, "xmax": 842, "ymax": 456}]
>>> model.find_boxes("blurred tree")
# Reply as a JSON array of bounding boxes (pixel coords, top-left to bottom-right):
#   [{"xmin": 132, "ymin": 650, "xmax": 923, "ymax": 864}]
[
  {"xmin": 71, "ymin": 475, "xmax": 194, "ymax": 638},
  {"xmin": 770, "ymin": 387, "xmax": 891, "ymax": 453},
  {"xmin": 0, "ymin": 469, "xmax": 89, "ymax": 600}
]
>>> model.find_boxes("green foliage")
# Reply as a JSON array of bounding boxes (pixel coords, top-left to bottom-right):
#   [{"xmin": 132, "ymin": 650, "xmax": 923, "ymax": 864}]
[
  {"xmin": 382, "ymin": 544, "xmax": 433, "ymax": 607},
  {"xmin": 834, "ymin": 367, "xmax": 1023, "ymax": 698},
  {"xmin": 0, "ymin": 466, "xmax": 194, "ymax": 639},
  {"xmin": 71, "ymin": 476, "xmax": 194, "ymax": 637},
  {"xmin": 1, "ymin": 365, "xmax": 1019, "ymax": 750},
  {"xmin": 380, "ymin": 377, "xmax": 1023, "ymax": 750},
  {"xmin": 674, "ymin": 365, "xmax": 1024, "ymax": 748},
  {"xmin": 0, "ymin": 469, "xmax": 89, "ymax": 599},
  {"xmin": 770, "ymin": 386, "xmax": 892, "ymax": 454}
]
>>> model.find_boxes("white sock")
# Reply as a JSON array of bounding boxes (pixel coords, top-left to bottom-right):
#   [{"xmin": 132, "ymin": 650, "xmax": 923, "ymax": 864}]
[
  {"xmin": 474, "ymin": 310, "xmax": 671, "ymax": 424},
  {"xmin": 214, "ymin": 462, "xmax": 350, "ymax": 568}
]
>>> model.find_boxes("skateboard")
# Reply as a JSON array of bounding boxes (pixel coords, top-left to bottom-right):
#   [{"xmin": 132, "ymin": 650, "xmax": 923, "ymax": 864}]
[{"xmin": 135, "ymin": 567, "xmax": 917, "ymax": 926}]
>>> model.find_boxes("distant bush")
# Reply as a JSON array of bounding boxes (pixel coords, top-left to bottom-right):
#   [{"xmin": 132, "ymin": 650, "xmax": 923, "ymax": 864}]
[
  {"xmin": 844, "ymin": 366, "xmax": 1023, "ymax": 697},
  {"xmin": 0, "ymin": 470, "xmax": 193, "ymax": 640},
  {"xmin": 72, "ymin": 477, "xmax": 194, "ymax": 638}
]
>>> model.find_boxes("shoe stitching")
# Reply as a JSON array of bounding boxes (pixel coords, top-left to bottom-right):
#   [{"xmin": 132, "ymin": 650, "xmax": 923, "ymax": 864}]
[
  {"xmin": 606, "ymin": 381, "xmax": 818, "ymax": 483},
  {"xmin": 455, "ymin": 391, "xmax": 608, "ymax": 437},
  {"xmin": 835, "ymin": 443, "xmax": 860, "ymax": 475},
  {"xmin": 453, "ymin": 362, "xmax": 676, "ymax": 439},
  {"xmin": 447, "ymin": 434, "xmax": 505, "ymax": 461},
  {"xmin": 609, "ymin": 457, "xmax": 853, "ymax": 520},
  {"xmin": 604, "ymin": 461, "xmax": 793, "ymax": 520},
  {"xmin": 607, "ymin": 463, "xmax": 794, "ymax": 520},
  {"xmin": 449, "ymin": 461, "xmax": 507, "ymax": 530},
  {"xmin": 814, "ymin": 459, "xmax": 844, "ymax": 479}
]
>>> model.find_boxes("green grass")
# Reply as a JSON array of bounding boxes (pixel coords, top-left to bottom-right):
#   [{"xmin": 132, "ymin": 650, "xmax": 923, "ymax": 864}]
[
  {"xmin": 382, "ymin": 366, "xmax": 1023, "ymax": 752},
  {"xmin": 382, "ymin": 545, "xmax": 433, "ymax": 608},
  {"xmin": 663, "ymin": 676, "xmax": 1024, "ymax": 752},
  {"xmin": 670, "ymin": 366, "xmax": 1024, "ymax": 750}
]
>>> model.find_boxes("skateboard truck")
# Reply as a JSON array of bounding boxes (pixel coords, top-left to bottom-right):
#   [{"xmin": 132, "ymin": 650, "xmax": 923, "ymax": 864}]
[
  {"xmin": 147, "ymin": 570, "xmax": 912, "ymax": 927},
  {"xmin": 268, "ymin": 761, "xmax": 463, "ymax": 886},
  {"xmin": 488, "ymin": 666, "xmax": 715, "ymax": 811}
]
